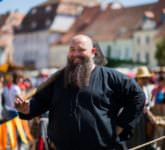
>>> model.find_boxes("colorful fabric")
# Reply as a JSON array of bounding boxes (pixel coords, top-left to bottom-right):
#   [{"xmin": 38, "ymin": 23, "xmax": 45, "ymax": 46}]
[{"xmin": 0, "ymin": 116, "xmax": 33, "ymax": 149}]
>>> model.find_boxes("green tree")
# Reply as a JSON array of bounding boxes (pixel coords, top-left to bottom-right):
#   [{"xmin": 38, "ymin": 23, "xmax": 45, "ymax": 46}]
[
  {"xmin": 155, "ymin": 37, "xmax": 165, "ymax": 66},
  {"xmin": 107, "ymin": 45, "xmax": 111, "ymax": 58}
]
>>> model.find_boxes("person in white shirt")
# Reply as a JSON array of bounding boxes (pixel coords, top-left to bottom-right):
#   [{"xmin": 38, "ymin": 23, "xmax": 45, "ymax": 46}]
[{"xmin": 3, "ymin": 74, "xmax": 21, "ymax": 109}]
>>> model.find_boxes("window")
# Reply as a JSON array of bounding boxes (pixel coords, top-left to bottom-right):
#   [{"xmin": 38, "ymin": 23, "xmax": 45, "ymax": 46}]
[
  {"xmin": 146, "ymin": 36, "xmax": 150, "ymax": 44},
  {"xmin": 107, "ymin": 45, "xmax": 111, "ymax": 58},
  {"xmin": 31, "ymin": 22, "xmax": 37, "ymax": 28},
  {"xmin": 125, "ymin": 48, "xmax": 129, "ymax": 60},
  {"xmin": 45, "ymin": 6, "xmax": 52, "ymax": 12},
  {"xmin": 31, "ymin": 8, "xmax": 37, "ymax": 14},
  {"xmin": 118, "ymin": 49, "xmax": 121, "ymax": 59},
  {"xmin": 145, "ymin": 52, "xmax": 150, "ymax": 65},
  {"xmin": 45, "ymin": 19, "xmax": 51, "ymax": 26},
  {"xmin": 137, "ymin": 37, "xmax": 141, "ymax": 45},
  {"xmin": 136, "ymin": 53, "xmax": 141, "ymax": 63},
  {"xmin": 23, "ymin": 59, "xmax": 35, "ymax": 67},
  {"xmin": 0, "ymin": 47, "xmax": 4, "ymax": 62}
]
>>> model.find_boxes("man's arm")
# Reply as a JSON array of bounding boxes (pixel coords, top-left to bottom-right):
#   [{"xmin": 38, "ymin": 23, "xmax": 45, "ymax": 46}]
[
  {"xmin": 15, "ymin": 70, "xmax": 64, "ymax": 120},
  {"xmin": 117, "ymin": 77, "xmax": 145, "ymax": 140},
  {"xmin": 108, "ymin": 70, "xmax": 145, "ymax": 140},
  {"xmin": 15, "ymin": 83, "xmax": 53, "ymax": 120}
]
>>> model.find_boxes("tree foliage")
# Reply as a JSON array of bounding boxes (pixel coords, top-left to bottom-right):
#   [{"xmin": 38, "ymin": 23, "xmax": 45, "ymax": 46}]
[
  {"xmin": 105, "ymin": 57, "xmax": 146, "ymax": 67},
  {"xmin": 155, "ymin": 37, "xmax": 165, "ymax": 66}
]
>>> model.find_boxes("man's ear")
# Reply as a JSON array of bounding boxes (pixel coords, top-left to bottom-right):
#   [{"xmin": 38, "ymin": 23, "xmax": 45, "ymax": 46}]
[{"xmin": 92, "ymin": 48, "xmax": 96, "ymax": 54}]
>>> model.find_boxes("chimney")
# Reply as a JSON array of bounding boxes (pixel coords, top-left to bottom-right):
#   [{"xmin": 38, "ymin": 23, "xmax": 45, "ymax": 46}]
[
  {"xmin": 111, "ymin": 0, "xmax": 123, "ymax": 10},
  {"xmin": 100, "ymin": 0, "xmax": 110, "ymax": 11}
]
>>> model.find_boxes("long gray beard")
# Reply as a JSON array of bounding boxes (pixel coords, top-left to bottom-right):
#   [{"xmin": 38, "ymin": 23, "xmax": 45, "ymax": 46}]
[{"xmin": 64, "ymin": 57, "xmax": 94, "ymax": 88}]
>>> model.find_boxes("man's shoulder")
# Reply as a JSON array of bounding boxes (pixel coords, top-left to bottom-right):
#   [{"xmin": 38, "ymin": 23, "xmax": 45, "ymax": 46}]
[
  {"xmin": 36, "ymin": 69, "xmax": 64, "ymax": 92},
  {"xmin": 48, "ymin": 69, "xmax": 64, "ymax": 83},
  {"xmin": 98, "ymin": 66, "xmax": 125, "ymax": 76},
  {"xmin": 97, "ymin": 65, "xmax": 114, "ymax": 72},
  {"xmin": 50, "ymin": 69, "xmax": 64, "ymax": 80}
]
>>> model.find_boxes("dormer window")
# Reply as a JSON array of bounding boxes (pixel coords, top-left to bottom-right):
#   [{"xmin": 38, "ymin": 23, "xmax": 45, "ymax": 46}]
[
  {"xmin": 45, "ymin": 6, "xmax": 52, "ymax": 12},
  {"xmin": 119, "ymin": 27, "xmax": 127, "ymax": 33},
  {"xmin": 163, "ymin": 8, "xmax": 165, "ymax": 13},
  {"xmin": 142, "ymin": 11, "xmax": 156, "ymax": 29},
  {"xmin": 46, "ymin": 19, "xmax": 51, "ymax": 26},
  {"xmin": 77, "ymin": 6, "xmax": 83, "ymax": 15},
  {"xmin": 32, "ymin": 8, "xmax": 37, "ymax": 14},
  {"xmin": 111, "ymin": 2, "xmax": 122, "ymax": 10},
  {"xmin": 100, "ymin": 1, "xmax": 109, "ymax": 11},
  {"xmin": 144, "ymin": 11, "xmax": 155, "ymax": 20},
  {"xmin": 31, "ymin": 22, "xmax": 37, "ymax": 28}
]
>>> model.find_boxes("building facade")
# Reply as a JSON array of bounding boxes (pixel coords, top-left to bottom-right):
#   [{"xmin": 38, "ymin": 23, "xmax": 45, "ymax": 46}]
[{"xmin": 13, "ymin": 0, "xmax": 98, "ymax": 69}]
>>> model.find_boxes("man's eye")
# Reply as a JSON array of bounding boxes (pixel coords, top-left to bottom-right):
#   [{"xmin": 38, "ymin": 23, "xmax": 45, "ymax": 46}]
[
  {"xmin": 70, "ymin": 49, "xmax": 75, "ymax": 52},
  {"xmin": 80, "ymin": 48, "xmax": 85, "ymax": 52}
]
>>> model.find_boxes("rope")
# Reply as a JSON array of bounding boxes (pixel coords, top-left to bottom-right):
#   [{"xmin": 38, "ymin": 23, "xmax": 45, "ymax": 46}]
[{"xmin": 129, "ymin": 136, "xmax": 165, "ymax": 150}]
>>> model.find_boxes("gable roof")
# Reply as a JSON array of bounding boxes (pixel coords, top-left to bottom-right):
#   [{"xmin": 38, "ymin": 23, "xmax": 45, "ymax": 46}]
[
  {"xmin": 4, "ymin": 12, "xmax": 24, "ymax": 33},
  {"xmin": 42, "ymin": 0, "xmax": 98, "ymax": 7},
  {"xmin": 15, "ymin": 2, "xmax": 59, "ymax": 33},
  {"xmin": 59, "ymin": 0, "xmax": 165, "ymax": 43},
  {"xmin": 56, "ymin": 2, "xmax": 83, "ymax": 16},
  {"xmin": 83, "ymin": 4, "xmax": 155, "ymax": 41},
  {"xmin": 57, "ymin": 5, "xmax": 100, "ymax": 44},
  {"xmin": 0, "ymin": 13, "xmax": 9, "ymax": 29},
  {"xmin": 15, "ymin": 0, "xmax": 98, "ymax": 34},
  {"xmin": 84, "ymin": 1, "xmax": 165, "ymax": 41}
]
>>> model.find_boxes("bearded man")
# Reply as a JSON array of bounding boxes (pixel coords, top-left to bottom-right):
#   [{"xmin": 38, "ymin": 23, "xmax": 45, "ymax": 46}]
[{"xmin": 15, "ymin": 34, "xmax": 145, "ymax": 150}]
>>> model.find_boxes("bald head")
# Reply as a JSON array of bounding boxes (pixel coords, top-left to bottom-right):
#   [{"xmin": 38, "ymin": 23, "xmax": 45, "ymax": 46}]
[{"xmin": 70, "ymin": 34, "xmax": 93, "ymax": 50}]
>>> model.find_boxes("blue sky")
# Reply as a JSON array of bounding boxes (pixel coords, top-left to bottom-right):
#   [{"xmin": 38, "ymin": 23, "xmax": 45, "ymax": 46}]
[{"xmin": 0, "ymin": 0, "xmax": 158, "ymax": 14}]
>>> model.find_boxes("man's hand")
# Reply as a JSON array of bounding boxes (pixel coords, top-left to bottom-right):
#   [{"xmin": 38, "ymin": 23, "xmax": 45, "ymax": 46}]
[
  {"xmin": 116, "ymin": 126, "xmax": 124, "ymax": 136},
  {"xmin": 144, "ymin": 108, "xmax": 157, "ymax": 125},
  {"xmin": 15, "ymin": 95, "xmax": 30, "ymax": 114}
]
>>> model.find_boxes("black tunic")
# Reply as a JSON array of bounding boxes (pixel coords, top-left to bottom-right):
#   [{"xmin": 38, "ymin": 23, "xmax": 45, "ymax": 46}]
[{"xmin": 19, "ymin": 66, "xmax": 145, "ymax": 150}]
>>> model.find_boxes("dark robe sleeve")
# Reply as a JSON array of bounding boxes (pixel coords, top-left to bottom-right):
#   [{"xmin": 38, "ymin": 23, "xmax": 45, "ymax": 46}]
[
  {"xmin": 19, "ymin": 70, "xmax": 64, "ymax": 120},
  {"xmin": 108, "ymin": 69, "xmax": 145, "ymax": 140},
  {"xmin": 19, "ymin": 83, "xmax": 53, "ymax": 120}
]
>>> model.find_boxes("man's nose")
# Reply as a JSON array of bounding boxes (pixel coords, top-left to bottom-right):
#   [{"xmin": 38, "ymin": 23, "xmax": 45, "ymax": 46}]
[{"xmin": 70, "ymin": 51, "xmax": 81, "ymax": 57}]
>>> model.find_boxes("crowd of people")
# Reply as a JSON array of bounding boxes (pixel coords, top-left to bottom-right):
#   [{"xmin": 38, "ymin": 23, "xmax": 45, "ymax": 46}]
[
  {"xmin": 128, "ymin": 66, "xmax": 165, "ymax": 150},
  {"xmin": 0, "ymin": 70, "xmax": 48, "ymax": 150},
  {"xmin": 0, "ymin": 66, "xmax": 165, "ymax": 150}
]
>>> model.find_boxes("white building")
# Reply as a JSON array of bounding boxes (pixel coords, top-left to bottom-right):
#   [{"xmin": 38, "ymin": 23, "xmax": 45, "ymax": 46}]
[
  {"xmin": 13, "ymin": 0, "xmax": 98, "ymax": 69},
  {"xmin": 132, "ymin": 1, "xmax": 165, "ymax": 67}
]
